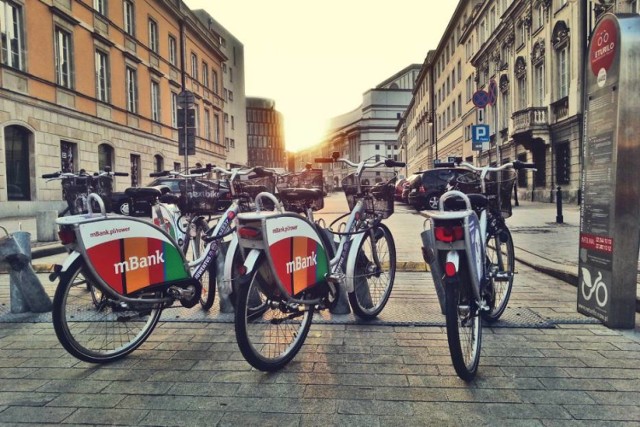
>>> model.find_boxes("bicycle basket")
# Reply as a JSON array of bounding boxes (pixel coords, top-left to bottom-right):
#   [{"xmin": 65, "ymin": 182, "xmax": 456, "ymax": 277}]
[
  {"xmin": 276, "ymin": 169, "xmax": 324, "ymax": 213},
  {"xmin": 341, "ymin": 171, "xmax": 397, "ymax": 219},
  {"xmin": 454, "ymin": 169, "xmax": 517, "ymax": 218},
  {"xmin": 233, "ymin": 175, "xmax": 277, "ymax": 210},
  {"xmin": 178, "ymin": 178, "xmax": 221, "ymax": 214},
  {"xmin": 61, "ymin": 176, "xmax": 90, "ymax": 203}
]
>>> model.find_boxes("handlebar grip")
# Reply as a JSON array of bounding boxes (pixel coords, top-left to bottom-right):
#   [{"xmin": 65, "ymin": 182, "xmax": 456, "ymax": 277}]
[
  {"xmin": 190, "ymin": 165, "xmax": 212, "ymax": 174},
  {"xmin": 314, "ymin": 158, "xmax": 334, "ymax": 163},
  {"xmin": 384, "ymin": 159, "xmax": 406, "ymax": 168},
  {"xmin": 114, "ymin": 172, "xmax": 129, "ymax": 177},
  {"xmin": 149, "ymin": 170, "xmax": 170, "ymax": 177},
  {"xmin": 252, "ymin": 166, "xmax": 273, "ymax": 177},
  {"xmin": 513, "ymin": 161, "xmax": 537, "ymax": 170},
  {"xmin": 41, "ymin": 173, "xmax": 60, "ymax": 178}
]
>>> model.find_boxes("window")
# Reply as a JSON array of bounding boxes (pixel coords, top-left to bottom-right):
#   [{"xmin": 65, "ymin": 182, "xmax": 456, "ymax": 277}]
[
  {"xmin": 0, "ymin": 0, "xmax": 24, "ymax": 70},
  {"xmin": 94, "ymin": 0, "xmax": 107, "ymax": 16},
  {"xmin": 125, "ymin": 66, "xmax": 137, "ymax": 113},
  {"xmin": 202, "ymin": 62, "xmax": 209, "ymax": 88},
  {"xmin": 231, "ymin": 115, "xmax": 235, "ymax": 130},
  {"xmin": 500, "ymin": 88, "xmax": 510, "ymax": 130},
  {"xmin": 534, "ymin": 63, "xmax": 545, "ymax": 106},
  {"xmin": 213, "ymin": 114, "xmax": 220, "ymax": 144},
  {"xmin": 130, "ymin": 154, "xmax": 140, "ymax": 187},
  {"xmin": 168, "ymin": 35, "xmax": 177, "ymax": 65},
  {"xmin": 229, "ymin": 90, "xmax": 233, "ymax": 101},
  {"xmin": 95, "ymin": 49, "xmax": 109, "ymax": 102},
  {"xmin": 151, "ymin": 80, "xmax": 160, "ymax": 121},
  {"xmin": 558, "ymin": 46, "xmax": 569, "ymax": 98},
  {"xmin": 230, "ymin": 67, "xmax": 233, "ymax": 83},
  {"xmin": 123, "ymin": 0, "xmax": 134, "ymax": 36},
  {"xmin": 173, "ymin": 162, "xmax": 180, "ymax": 171},
  {"xmin": 204, "ymin": 108, "xmax": 211, "ymax": 140},
  {"xmin": 171, "ymin": 92, "xmax": 178, "ymax": 127},
  {"xmin": 60, "ymin": 141, "xmax": 76, "ymax": 173},
  {"xmin": 212, "ymin": 69, "xmax": 218, "ymax": 93},
  {"xmin": 190, "ymin": 53, "xmax": 198, "ymax": 80},
  {"xmin": 517, "ymin": 75, "xmax": 527, "ymax": 110},
  {"xmin": 534, "ymin": 4, "xmax": 544, "ymax": 30},
  {"xmin": 148, "ymin": 19, "xmax": 158, "ymax": 53},
  {"xmin": 154, "ymin": 154, "xmax": 163, "ymax": 173},
  {"xmin": 5, "ymin": 125, "xmax": 31, "ymax": 201},
  {"xmin": 98, "ymin": 143, "xmax": 113, "ymax": 172},
  {"xmin": 54, "ymin": 27, "xmax": 73, "ymax": 89}
]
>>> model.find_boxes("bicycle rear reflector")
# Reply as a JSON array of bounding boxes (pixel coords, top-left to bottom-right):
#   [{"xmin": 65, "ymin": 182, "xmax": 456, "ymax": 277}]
[
  {"xmin": 238, "ymin": 226, "xmax": 260, "ymax": 240},
  {"xmin": 58, "ymin": 227, "xmax": 76, "ymax": 245},
  {"xmin": 434, "ymin": 225, "xmax": 464, "ymax": 243},
  {"xmin": 445, "ymin": 261, "xmax": 457, "ymax": 277}
]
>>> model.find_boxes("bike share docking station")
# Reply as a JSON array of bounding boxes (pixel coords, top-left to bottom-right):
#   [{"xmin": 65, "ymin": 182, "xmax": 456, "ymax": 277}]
[{"xmin": 579, "ymin": 13, "xmax": 640, "ymax": 329}]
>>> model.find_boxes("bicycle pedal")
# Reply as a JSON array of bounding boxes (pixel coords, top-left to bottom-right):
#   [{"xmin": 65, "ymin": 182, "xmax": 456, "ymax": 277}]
[{"xmin": 493, "ymin": 272, "xmax": 513, "ymax": 282}]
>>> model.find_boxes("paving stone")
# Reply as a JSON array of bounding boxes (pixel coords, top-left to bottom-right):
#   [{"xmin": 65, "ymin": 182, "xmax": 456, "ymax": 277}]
[
  {"xmin": 515, "ymin": 389, "xmax": 596, "ymax": 404},
  {"xmin": 220, "ymin": 412, "xmax": 300, "ymax": 427},
  {"xmin": 337, "ymin": 398, "xmax": 413, "ymax": 416},
  {"xmin": 168, "ymin": 381, "xmax": 239, "ymax": 397},
  {"xmin": 63, "ymin": 407, "xmax": 149, "ymax": 425},
  {"xmin": 36, "ymin": 379, "xmax": 109, "ymax": 394},
  {"xmin": 139, "ymin": 409, "xmax": 225, "ymax": 426},
  {"xmin": 46, "ymin": 392, "xmax": 125, "ymax": 408},
  {"xmin": 302, "ymin": 413, "xmax": 380, "ymax": 427},
  {"xmin": 564, "ymin": 404, "xmax": 640, "ymax": 421},
  {"xmin": 303, "ymin": 384, "xmax": 376, "ymax": 400},
  {"xmin": 0, "ymin": 406, "xmax": 75, "ymax": 424}
]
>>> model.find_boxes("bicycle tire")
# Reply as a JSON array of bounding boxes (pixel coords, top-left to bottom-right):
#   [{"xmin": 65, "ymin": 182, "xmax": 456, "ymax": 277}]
[
  {"xmin": 191, "ymin": 219, "xmax": 215, "ymax": 310},
  {"xmin": 445, "ymin": 271, "xmax": 482, "ymax": 381},
  {"xmin": 52, "ymin": 257, "xmax": 162, "ymax": 363},
  {"xmin": 234, "ymin": 256, "xmax": 313, "ymax": 371},
  {"xmin": 347, "ymin": 223, "xmax": 396, "ymax": 320},
  {"xmin": 482, "ymin": 226, "xmax": 515, "ymax": 322}
]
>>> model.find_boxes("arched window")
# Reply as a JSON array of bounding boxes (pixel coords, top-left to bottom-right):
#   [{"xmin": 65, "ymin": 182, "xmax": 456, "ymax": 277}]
[
  {"xmin": 98, "ymin": 143, "xmax": 114, "ymax": 171},
  {"xmin": 154, "ymin": 154, "xmax": 164, "ymax": 172},
  {"xmin": 4, "ymin": 125, "xmax": 32, "ymax": 201}
]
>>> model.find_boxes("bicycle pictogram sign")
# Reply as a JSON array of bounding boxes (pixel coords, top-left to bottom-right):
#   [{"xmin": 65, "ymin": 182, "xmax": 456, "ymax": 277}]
[{"xmin": 580, "ymin": 267, "xmax": 608, "ymax": 308}]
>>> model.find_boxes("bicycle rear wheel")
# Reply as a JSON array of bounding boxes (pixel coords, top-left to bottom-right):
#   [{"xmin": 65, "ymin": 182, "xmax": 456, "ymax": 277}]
[
  {"xmin": 52, "ymin": 257, "xmax": 162, "ymax": 363},
  {"xmin": 445, "ymin": 271, "xmax": 482, "ymax": 381},
  {"xmin": 234, "ymin": 256, "xmax": 313, "ymax": 371},
  {"xmin": 482, "ymin": 227, "xmax": 515, "ymax": 322},
  {"xmin": 347, "ymin": 223, "xmax": 396, "ymax": 320}
]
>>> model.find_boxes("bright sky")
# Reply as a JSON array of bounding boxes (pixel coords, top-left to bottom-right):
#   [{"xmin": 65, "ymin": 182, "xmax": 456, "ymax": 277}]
[{"xmin": 183, "ymin": 0, "xmax": 458, "ymax": 152}]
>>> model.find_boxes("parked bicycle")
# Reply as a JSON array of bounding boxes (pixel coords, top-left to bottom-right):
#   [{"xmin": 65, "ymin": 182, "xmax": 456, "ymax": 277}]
[
  {"xmin": 42, "ymin": 167, "xmax": 128, "ymax": 216},
  {"xmin": 421, "ymin": 158, "xmax": 535, "ymax": 380},
  {"xmin": 48, "ymin": 165, "xmax": 271, "ymax": 363},
  {"xmin": 233, "ymin": 153, "xmax": 404, "ymax": 371}
]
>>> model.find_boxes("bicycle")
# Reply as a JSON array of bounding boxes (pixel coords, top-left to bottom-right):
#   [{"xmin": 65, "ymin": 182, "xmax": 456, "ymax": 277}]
[
  {"xmin": 42, "ymin": 167, "xmax": 128, "ymax": 216},
  {"xmin": 421, "ymin": 157, "xmax": 535, "ymax": 381},
  {"xmin": 125, "ymin": 165, "xmax": 220, "ymax": 309},
  {"xmin": 233, "ymin": 153, "xmax": 404, "ymax": 371}
]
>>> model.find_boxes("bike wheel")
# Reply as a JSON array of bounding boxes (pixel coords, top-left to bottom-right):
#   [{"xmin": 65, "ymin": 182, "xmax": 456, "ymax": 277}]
[
  {"xmin": 482, "ymin": 227, "xmax": 515, "ymax": 322},
  {"xmin": 52, "ymin": 257, "xmax": 162, "ymax": 363},
  {"xmin": 234, "ymin": 257, "xmax": 313, "ymax": 371},
  {"xmin": 445, "ymin": 275, "xmax": 482, "ymax": 381},
  {"xmin": 190, "ymin": 219, "xmax": 215, "ymax": 310},
  {"xmin": 348, "ymin": 223, "xmax": 396, "ymax": 320}
]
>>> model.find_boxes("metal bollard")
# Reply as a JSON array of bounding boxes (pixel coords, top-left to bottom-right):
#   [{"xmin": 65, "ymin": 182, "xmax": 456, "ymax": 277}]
[
  {"xmin": 556, "ymin": 186, "xmax": 564, "ymax": 224},
  {"xmin": 0, "ymin": 230, "xmax": 52, "ymax": 313}
]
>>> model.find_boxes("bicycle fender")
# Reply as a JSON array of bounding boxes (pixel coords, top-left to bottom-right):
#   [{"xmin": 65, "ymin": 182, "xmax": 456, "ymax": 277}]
[
  {"xmin": 60, "ymin": 251, "xmax": 81, "ymax": 273},
  {"xmin": 238, "ymin": 249, "xmax": 261, "ymax": 286},
  {"xmin": 344, "ymin": 232, "xmax": 366, "ymax": 294},
  {"xmin": 446, "ymin": 250, "xmax": 460, "ymax": 275},
  {"xmin": 221, "ymin": 235, "xmax": 240, "ymax": 296}
]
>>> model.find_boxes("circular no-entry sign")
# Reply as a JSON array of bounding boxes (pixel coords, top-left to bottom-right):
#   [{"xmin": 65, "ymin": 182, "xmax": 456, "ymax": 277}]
[{"xmin": 472, "ymin": 90, "xmax": 490, "ymax": 108}]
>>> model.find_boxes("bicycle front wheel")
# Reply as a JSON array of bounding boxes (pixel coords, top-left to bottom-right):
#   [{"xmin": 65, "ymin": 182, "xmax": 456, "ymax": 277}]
[
  {"xmin": 52, "ymin": 257, "xmax": 162, "ymax": 363},
  {"xmin": 234, "ymin": 257, "xmax": 313, "ymax": 371},
  {"xmin": 348, "ymin": 223, "xmax": 396, "ymax": 320},
  {"xmin": 482, "ymin": 227, "xmax": 515, "ymax": 322},
  {"xmin": 190, "ymin": 218, "xmax": 215, "ymax": 310},
  {"xmin": 445, "ymin": 276, "xmax": 482, "ymax": 381}
]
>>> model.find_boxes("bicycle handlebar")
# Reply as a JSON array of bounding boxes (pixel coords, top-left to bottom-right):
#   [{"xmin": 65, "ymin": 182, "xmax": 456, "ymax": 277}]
[
  {"xmin": 456, "ymin": 160, "xmax": 537, "ymax": 173},
  {"xmin": 385, "ymin": 159, "xmax": 406, "ymax": 168},
  {"xmin": 190, "ymin": 163, "xmax": 214, "ymax": 174}
]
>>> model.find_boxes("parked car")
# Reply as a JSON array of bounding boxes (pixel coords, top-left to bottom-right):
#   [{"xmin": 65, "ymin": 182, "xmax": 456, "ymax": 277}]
[
  {"xmin": 401, "ymin": 173, "xmax": 422, "ymax": 204},
  {"xmin": 111, "ymin": 178, "xmax": 232, "ymax": 216},
  {"xmin": 394, "ymin": 178, "xmax": 407, "ymax": 201},
  {"xmin": 408, "ymin": 168, "xmax": 469, "ymax": 210}
]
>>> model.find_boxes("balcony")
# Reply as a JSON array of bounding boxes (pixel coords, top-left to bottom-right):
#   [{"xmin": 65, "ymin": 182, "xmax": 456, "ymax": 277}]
[{"xmin": 512, "ymin": 107, "xmax": 549, "ymax": 136}]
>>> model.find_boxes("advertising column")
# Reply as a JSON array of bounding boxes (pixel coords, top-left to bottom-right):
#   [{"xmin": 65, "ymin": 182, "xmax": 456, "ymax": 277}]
[{"xmin": 579, "ymin": 14, "xmax": 640, "ymax": 328}]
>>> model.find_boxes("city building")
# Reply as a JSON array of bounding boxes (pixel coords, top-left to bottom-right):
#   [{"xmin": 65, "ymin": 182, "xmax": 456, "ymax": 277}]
[
  {"xmin": 0, "ymin": 0, "xmax": 229, "ymax": 216},
  {"xmin": 246, "ymin": 97, "xmax": 286, "ymax": 169},
  {"xmin": 193, "ymin": 9, "xmax": 247, "ymax": 168},
  {"xmin": 298, "ymin": 64, "xmax": 419, "ymax": 189}
]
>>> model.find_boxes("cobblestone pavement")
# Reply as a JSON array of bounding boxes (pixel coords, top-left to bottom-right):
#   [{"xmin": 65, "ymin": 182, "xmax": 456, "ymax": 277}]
[{"xmin": 1, "ymin": 195, "xmax": 639, "ymax": 425}]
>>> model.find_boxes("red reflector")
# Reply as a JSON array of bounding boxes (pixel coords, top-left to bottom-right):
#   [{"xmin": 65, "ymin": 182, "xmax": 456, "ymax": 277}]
[
  {"xmin": 355, "ymin": 212, "xmax": 361, "ymax": 221},
  {"xmin": 445, "ymin": 262, "xmax": 457, "ymax": 277},
  {"xmin": 227, "ymin": 210, "xmax": 236, "ymax": 220},
  {"xmin": 419, "ymin": 186, "xmax": 425, "ymax": 193},
  {"xmin": 58, "ymin": 228, "xmax": 76, "ymax": 245},
  {"xmin": 237, "ymin": 265, "xmax": 247, "ymax": 276},
  {"xmin": 434, "ymin": 226, "xmax": 464, "ymax": 242},
  {"xmin": 238, "ymin": 227, "xmax": 260, "ymax": 239}
]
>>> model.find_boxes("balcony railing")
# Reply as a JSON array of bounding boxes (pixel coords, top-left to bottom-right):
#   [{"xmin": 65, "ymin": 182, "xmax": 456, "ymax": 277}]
[{"xmin": 512, "ymin": 107, "xmax": 548, "ymax": 135}]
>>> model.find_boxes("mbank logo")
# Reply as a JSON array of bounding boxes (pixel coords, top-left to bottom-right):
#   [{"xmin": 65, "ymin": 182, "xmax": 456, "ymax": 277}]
[
  {"xmin": 286, "ymin": 251, "xmax": 317, "ymax": 274},
  {"xmin": 114, "ymin": 250, "xmax": 165, "ymax": 274}
]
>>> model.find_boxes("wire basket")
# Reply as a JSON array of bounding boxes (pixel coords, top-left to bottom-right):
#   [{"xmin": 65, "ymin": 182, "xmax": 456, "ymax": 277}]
[
  {"xmin": 277, "ymin": 169, "xmax": 324, "ymax": 213},
  {"xmin": 342, "ymin": 171, "xmax": 397, "ymax": 219},
  {"xmin": 61, "ymin": 176, "xmax": 91, "ymax": 203},
  {"xmin": 233, "ymin": 175, "xmax": 277, "ymax": 210},
  {"xmin": 178, "ymin": 178, "xmax": 221, "ymax": 214},
  {"xmin": 453, "ymin": 169, "xmax": 517, "ymax": 218}
]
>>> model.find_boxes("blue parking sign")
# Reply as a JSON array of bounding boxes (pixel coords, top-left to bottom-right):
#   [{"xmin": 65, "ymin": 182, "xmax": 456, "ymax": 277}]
[{"xmin": 471, "ymin": 125, "xmax": 490, "ymax": 151}]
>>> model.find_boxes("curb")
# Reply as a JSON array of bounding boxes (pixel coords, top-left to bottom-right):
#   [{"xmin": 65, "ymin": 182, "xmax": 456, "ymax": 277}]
[{"xmin": 32, "ymin": 244, "xmax": 67, "ymax": 259}]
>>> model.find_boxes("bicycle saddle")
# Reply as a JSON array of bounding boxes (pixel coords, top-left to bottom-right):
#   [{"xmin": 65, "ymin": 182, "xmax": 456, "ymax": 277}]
[{"xmin": 278, "ymin": 188, "xmax": 322, "ymax": 201}]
